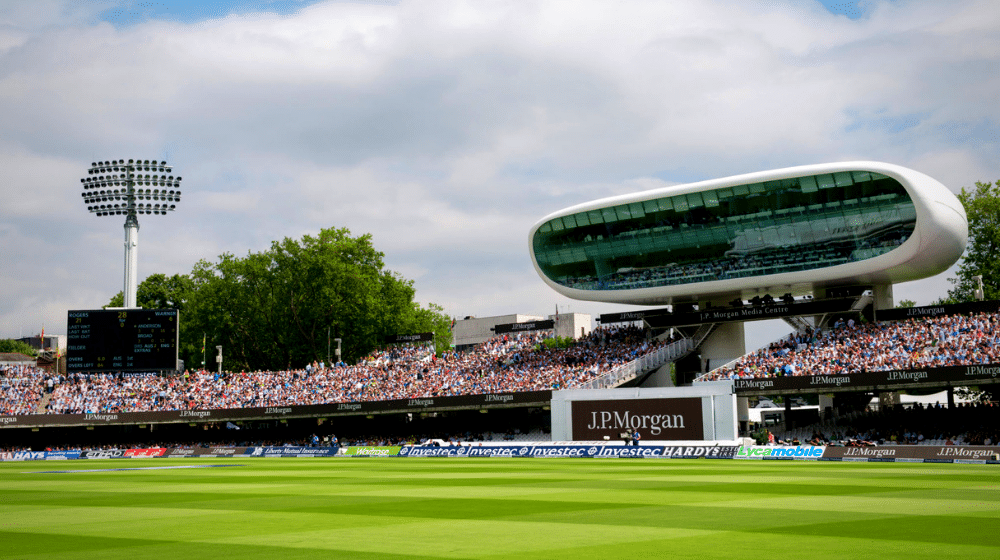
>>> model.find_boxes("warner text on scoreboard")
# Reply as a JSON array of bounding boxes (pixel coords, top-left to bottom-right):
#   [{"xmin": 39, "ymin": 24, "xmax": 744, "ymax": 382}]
[{"xmin": 67, "ymin": 309, "xmax": 179, "ymax": 372}]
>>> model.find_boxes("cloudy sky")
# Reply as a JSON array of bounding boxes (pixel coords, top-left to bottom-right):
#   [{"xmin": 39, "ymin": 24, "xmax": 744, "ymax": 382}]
[{"xmin": 1, "ymin": 0, "xmax": 998, "ymax": 349}]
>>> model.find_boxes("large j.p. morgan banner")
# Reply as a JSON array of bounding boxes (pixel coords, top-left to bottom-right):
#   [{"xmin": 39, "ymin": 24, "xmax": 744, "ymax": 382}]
[{"xmin": 571, "ymin": 397, "xmax": 704, "ymax": 441}]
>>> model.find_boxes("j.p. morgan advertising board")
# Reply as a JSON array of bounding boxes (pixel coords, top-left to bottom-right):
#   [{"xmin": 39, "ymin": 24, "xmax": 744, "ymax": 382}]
[
  {"xmin": 550, "ymin": 383, "xmax": 738, "ymax": 441},
  {"xmin": 571, "ymin": 397, "xmax": 704, "ymax": 440}
]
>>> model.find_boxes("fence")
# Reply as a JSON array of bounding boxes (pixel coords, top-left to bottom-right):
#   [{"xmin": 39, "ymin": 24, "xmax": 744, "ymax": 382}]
[{"xmin": 578, "ymin": 337, "xmax": 694, "ymax": 390}]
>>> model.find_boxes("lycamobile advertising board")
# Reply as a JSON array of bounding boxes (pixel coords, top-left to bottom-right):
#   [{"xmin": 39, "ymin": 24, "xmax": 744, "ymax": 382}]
[
  {"xmin": 344, "ymin": 446, "xmax": 402, "ymax": 456},
  {"xmin": 735, "ymin": 446, "xmax": 826, "ymax": 459}
]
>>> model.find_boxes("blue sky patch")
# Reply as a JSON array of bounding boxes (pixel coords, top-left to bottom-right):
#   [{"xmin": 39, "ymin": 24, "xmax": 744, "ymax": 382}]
[
  {"xmin": 97, "ymin": 0, "xmax": 328, "ymax": 27},
  {"xmin": 844, "ymin": 109, "xmax": 928, "ymax": 134},
  {"xmin": 96, "ymin": 1, "xmax": 883, "ymax": 27},
  {"xmin": 817, "ymin": 0, "xmax": 885, "ymax": 20}
]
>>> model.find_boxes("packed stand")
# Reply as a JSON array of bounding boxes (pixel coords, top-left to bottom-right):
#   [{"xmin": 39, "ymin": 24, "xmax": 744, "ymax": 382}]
[
  {"xmin": 359, "ymin": 343, "xmax": 435, "ymax": 367},
  {"xmin": 0, "ymin": 365, "xmax": 51, "ymax": 415},
  {"xmin": 341, "ymin": 428, "xmax": 550, "ymax": 448},
  {"xmin": 19, "ymin": 325, "xmax": 668, "ymax": 415},
  {"xmin": 562, "ymin": 232, "xmax": 909, "ymax": 291},
  {"xmin": 769, "ymin": 400, "xmax": 1000, "ymax": 447},
  {"xmin": 702, "ymin": 311, "xmax": 1000, "ymax": 380}
]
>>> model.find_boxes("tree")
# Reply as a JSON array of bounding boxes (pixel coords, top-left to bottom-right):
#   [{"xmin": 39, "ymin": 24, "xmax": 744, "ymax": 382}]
[
  {"xmin": 184, "ymin": 227, "xmax": 450, "ymax": 371},
  {"xmin": 106, "ymin": 273, "xmax": 195, "ymax": 309},
  {"xmin": 415, "ymin": 302, "xmax": 454, "ymax": 356},
  {"xmin": 946, "ymin": 180, "xmax": 1000, "ymax": 303},
  {"xmin": 106, "ymin": 273, "xmax": 198, "ymax": 367},
  {"xmin": 0, "ymin": 339, "xmax": 38, "ymax": 357},
  {"xmin": 896, "ymin": 299, "xmax": 916, "ymax": 309}
]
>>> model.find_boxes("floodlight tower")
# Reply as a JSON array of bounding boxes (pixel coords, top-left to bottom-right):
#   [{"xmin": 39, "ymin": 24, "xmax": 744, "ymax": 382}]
[{"xmin": 80, "ymin": 159, "xmax": 183, "ymax": 308}]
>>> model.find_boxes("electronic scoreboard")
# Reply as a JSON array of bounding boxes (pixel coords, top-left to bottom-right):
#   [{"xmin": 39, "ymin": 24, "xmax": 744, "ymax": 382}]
[{"xmin": 66, "ymin": 309, "xmax": 179, "ymax": 372}]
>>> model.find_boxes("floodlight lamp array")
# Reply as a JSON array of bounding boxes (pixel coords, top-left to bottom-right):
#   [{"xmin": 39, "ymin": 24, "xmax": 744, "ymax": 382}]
[{"xmin": 80, "ymin": 159, "xmax": 182, "ymax": 216}]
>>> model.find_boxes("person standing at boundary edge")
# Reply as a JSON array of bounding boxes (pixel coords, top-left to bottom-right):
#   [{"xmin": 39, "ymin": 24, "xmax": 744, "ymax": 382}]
[{"xmin": 632, "ymin": 429, "xmax": 641, "ymax": 447}]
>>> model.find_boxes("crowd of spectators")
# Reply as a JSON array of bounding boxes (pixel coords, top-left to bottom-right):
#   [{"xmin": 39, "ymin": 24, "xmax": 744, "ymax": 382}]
[
  {"xmin": 358, "ymin": 344, "xmax": 434, "ymax": 367},
  {"xmin": 0, "ymin": 325, "xmax": 666, "ymax": 415},
  {"xmin": 702, "ymin": 311, "xmax": 1000, "ymax": 380},
  {"xmin": 339, "ymin": 428, "xmax": 547, "ymax": 448},
  {"xmin": 0, "ymin": 365, "xmax": 49, "ymax": 415},
  {"xmin": 772, "ymin": 400, "xmax": 1000, "ymax": 448},
  {"xmin": 560, "ymin": 227, "xmax": 909, "ymax": 292}
]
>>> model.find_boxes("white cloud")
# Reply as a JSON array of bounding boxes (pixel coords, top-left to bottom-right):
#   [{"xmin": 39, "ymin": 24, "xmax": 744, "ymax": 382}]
[{"xmin": 1, "ymin": 0, "xmax": 998, "ymax": 344}]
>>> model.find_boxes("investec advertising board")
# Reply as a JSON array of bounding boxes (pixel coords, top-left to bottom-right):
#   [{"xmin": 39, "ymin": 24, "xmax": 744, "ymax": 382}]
[
  {"xmin": 3, "ymin": 444, "xmax": 999, "ymax": 463},
  {"xmin": 399, "ymin": 444, "xmax": 740, "ymax": 459},
  {"xmin": 550, "ymin": 383, "xmax": 738, "ymax": 441}
]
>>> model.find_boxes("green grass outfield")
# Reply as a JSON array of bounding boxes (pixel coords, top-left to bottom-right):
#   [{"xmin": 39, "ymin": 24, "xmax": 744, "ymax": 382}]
[{"xmin": 3, "ymin": 458, "xmax": 999, "ymax": 559}]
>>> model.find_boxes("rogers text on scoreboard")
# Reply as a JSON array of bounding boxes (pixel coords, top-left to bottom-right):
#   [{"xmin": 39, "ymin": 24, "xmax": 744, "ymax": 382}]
[{"xmin": 66, "ymin": 309, "xmax": 179, "ymax": 372}]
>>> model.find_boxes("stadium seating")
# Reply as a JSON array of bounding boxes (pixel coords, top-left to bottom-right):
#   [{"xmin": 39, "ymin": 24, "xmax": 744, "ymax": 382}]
[
  {"xmin": 770, "ymin": 400, "xmax": 997, "ymax": 447},
  {"xmin": 702, "ymin": 310, "xmax": 1000, "ymax": 379},
  {"xmin": 2, "ymin": 325, "xmax": 668, "ymax": 415}
]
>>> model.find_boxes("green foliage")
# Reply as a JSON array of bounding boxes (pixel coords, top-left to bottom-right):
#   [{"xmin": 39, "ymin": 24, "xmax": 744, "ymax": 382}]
[
  {"xmin": 896, "ymin": 299, "xmax": 916, "ymax": 308},
  {"xmin": 177, "ymin": 227, "xmax": 450, "ymax": 370},
  {"xmin": 751, "ymin": 426, "xmax": 770, "ymax": 445},
  {"xmin": 411, "ymin": 302, "xmax": 454, "ymax": 357},
  {"xmin": 105, "ymin": 273, "xmax": 195, "ymax": 310},
  {"xmin": 947, "ymin": 180, "xmax": 1000, "ymax": 303},
  {"xmin": 106, "ymin": 274, "xmax": 199, "ymax": 365},
  {"xmin": 106, "ymin": 228, "xmax": 450, "ymax": 370},
  {"xmin": 540, "ymin": 336, "xmax": 575, "ymax": 349},
  {"xmin": 0, "ymin": 339, "xmax": 37, "ymax": 357},
  {"xmin": 952, "ymin": 386, "xmax": 999, "ymax": 405}
]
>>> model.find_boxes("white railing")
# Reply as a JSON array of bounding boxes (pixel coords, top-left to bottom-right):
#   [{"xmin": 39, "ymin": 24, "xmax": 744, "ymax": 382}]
[
  {"xmin": 578, "ymin": 337, "xmax": 694, "ymax": 390},
  {"xmin": 693, "ymin": 329, "xmax": 805, "ymax": 383},
  {"xmin": 691, "ymin": 323, "xmax": 716, "ymax": 347},
  {"xmin": 693, "ymin": 356, "xmax": 742, "ymax": 383}
]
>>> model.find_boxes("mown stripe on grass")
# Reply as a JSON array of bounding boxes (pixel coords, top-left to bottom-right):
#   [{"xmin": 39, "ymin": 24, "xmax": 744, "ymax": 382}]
[
  {"xmin": 2, "ymin": 458, "xmax": 998, "ymax": 560},
  {"xmin": 2, "ymin": 530, "xmax": 443, "ymax": 560}
]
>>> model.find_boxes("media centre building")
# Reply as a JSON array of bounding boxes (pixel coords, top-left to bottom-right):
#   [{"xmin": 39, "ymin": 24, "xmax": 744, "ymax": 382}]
[{"xmin": 529, "ymin": 161, "xmax": 968, "ymax": 374}]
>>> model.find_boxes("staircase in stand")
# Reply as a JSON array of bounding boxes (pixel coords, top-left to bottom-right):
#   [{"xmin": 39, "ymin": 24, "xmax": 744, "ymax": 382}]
[{"xmin": 35, "ymin": 391, "xmax": 53, "ymax": 414}]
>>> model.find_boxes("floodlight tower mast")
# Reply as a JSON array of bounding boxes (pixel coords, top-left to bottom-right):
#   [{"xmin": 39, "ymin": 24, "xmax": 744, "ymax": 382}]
[{"xmin": 80, "ymin": 159, "xmax": 183, "ymax": 308}]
